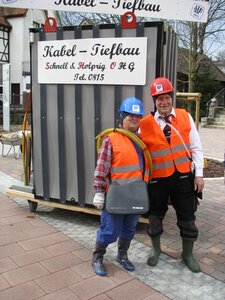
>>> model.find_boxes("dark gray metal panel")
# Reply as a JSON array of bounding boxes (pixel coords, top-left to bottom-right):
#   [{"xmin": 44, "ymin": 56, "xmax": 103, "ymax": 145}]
[
  {"xmin": 32, "ymin": 31, "xmax": 60, "ymax": 199},
  {"xmin": 94, "ymin": 84, "xmax": 101, "ymax": 135},
  {"xmin": 143, "ymin": 26, "xmax": 161, "ymax": 114},
  {"xmin": 82, "ymin": 85, "xmax": 96, "ymax": 204},
  {"xmin": 172, "ymin": 32, "xmax": 178, "ymax": 105},
  {"xmin": 155, "ymin": 23, "xmax": 164, "ymax": 78},
  {"xmin": 97, "ymin": 27, "xmax": 122, "ymax": 129},
  {"xmin": 171, "ymin": 32, "xmax": 178, "ymax": 91},
  {"xmin": 63, "ymin": 85, "xmax": 77, "ymax": 201},
  {"xmin": 163, "ymin": 26, "xmax": 177, "ymax": 104},
  {"xmin": 135, "ymin": 22, "xmax": 145, "ymax": 101},
  {"xmin": 74, "ymin": 25, "xmax": 86, "ymax": 206},
  {"xmin": 56, "ymin": 28, "xmax": 67, "ymax": 203},
  {"xmin": 171, "ymin": 32, "xmax": 178, "ymax": 87},
  {"xmin": 93, "ymin": 25, "xmax": 101, "ymax": 162},
  {"xmin": 40, "ymin": 84, "xmax": 49, "ymax": 200},
  {"xmin": 31, "ymin": 32, "xmax": 43, "ymax": 197},
  {"xmin": 164, "ymin": 26, "xmax": 171, "ymax": 78},
  {"xmin": 101, "ymin": 85, "xmax": 115, "ymax": 129},
  {"xmin": 163, "ymin": 26, "xmax": 177, "ymax": 83},
  {"xmin": 39, "ymin": 29, "xmax": 50, "ymax": 201},
  {"xmin": 57, "ymin": 83, "xmax": 67, "ymax": 203},
  {"xmin": 46, "ymin": 86, "xmax": 60, "ymax": 200},
  {"xmin": 75, "ymin": 85, "xmax": 85, "ymax": 205},
  {"xmin": 114, "ymin": 24, "xmax": 122, "ymax": 127}
]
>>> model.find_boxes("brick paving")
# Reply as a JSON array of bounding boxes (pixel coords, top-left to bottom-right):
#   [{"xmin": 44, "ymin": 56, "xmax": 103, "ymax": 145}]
[
  {"xmin": 0, "ymin": 192, "xmax": 168, "ymax": 300},
  {"xmin": 199, "ymin": 127, "xmax": 225, "ymax": 161},
  {"xmin": 136, "ymin": 178, "xmax": 225, "ymax": 279},
  {"xmin": 0, "ymin": 127, "xmax": 225, "ymax": 299}
]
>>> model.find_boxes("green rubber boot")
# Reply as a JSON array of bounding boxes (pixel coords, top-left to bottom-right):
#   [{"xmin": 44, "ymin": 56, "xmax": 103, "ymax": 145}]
[
  {"xmin": 147, "ymin": 236, "xmax": 161, "ymax": 266},
  {"xmin": 182, "ymin": 239, "xmax": 200, "ymax": 273}
]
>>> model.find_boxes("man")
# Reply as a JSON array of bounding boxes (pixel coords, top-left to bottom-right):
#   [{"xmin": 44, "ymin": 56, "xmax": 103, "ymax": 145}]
[
  {"xmin": 92, "ymin": 97, "xmax": 149, "ymax": 276},
  {"xmin": 140, "ymin": 77, "xmax": 204, "ymax": 272}
]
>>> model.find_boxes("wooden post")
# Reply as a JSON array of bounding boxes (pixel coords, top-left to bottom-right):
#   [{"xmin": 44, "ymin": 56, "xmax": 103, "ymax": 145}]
[{"xmin": 176, "ymin": 92, "xmax": 201, "ymax": 130}]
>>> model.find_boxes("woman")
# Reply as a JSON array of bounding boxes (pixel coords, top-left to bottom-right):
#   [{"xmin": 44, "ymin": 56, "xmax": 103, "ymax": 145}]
[{"xmin": 92, "ymin": 96, "xmax": 148, "ymax": 276}]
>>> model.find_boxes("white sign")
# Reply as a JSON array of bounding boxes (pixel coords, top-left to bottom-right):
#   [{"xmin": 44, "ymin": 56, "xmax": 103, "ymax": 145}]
[
  {"xmin": 1, "ymin": 0, "xmax": 209, "ymax": 23},
  {"xmin": 38, "ymin": 37, "xmax": 147, "ymax": 85}
]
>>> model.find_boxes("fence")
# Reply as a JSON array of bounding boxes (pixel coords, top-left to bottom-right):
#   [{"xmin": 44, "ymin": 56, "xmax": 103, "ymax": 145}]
[
  {"xmin": 0, "ymin": 92, "xmax": 31, "ymax": 127},
  {"xmin": 206, "ymin": 88, "xmax": 225, "ymax": 118}
]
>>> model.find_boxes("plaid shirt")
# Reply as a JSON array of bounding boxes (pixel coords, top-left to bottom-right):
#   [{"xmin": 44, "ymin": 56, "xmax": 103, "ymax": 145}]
[{"xmin": 93, "ymin": 136, "xmax": 112, "ymax": 193}]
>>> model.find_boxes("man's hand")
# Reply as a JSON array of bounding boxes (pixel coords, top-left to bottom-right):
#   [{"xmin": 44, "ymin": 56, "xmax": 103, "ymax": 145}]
[
  {"xmin": 194, "ymin": 176, "xmax": 204, "ymax": 193},
  {"xmin": 93, "ymin": 193, "xmax": 105, "ymax": 210}
]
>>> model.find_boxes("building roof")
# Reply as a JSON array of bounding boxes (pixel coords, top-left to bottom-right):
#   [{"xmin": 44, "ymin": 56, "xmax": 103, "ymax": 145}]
[
  {"xmin": 177, "ymin": 47, "xmax": 225, "ymax": 82},
  {"xmin": 0, "ymin": 8, "xmax": 28, "ymax": 18},
  {"xmin": 0, "ymin": 8, "xmax": 28, "ymax": 28},
  {"xmin": 0, "ymin": 16, "xmax": 11, "ymax": 28},
  {"xmin": 79, "ymin": 18, "xmax": 94, "ymax": 26}
]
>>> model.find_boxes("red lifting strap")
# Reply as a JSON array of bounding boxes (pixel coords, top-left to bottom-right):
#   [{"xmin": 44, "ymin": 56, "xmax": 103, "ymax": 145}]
[
  {"xmin": 44, "ymin": 17, "xmax": 57, "ymax": 33},
  {"xmin": 121, "ymin": 12, "xmax": 137, "ymax": 29}
]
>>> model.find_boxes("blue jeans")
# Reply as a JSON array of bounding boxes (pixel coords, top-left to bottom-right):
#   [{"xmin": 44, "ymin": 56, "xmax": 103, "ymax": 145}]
[{"xmin": 96, "ymin": 209, "xmax": 140, "ymax": 246}]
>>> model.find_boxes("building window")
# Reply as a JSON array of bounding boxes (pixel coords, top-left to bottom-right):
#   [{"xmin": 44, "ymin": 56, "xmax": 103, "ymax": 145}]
[
  {"xmin": 11, "ymin": 84, "xmax": 20, "ymax": 105},
  {"xmin": 0, "ymin": 26, "xmax": 10, "ymax": 63},
  {"xmin": 33, "ymin": 21, "xmax": 44, "ymax": 28}
]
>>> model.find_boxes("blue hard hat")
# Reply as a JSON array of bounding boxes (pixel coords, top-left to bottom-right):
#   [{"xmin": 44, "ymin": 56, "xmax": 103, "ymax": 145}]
[{"xmin": 118, "ymin": 97, "xmax": 144, "ymax": 115}]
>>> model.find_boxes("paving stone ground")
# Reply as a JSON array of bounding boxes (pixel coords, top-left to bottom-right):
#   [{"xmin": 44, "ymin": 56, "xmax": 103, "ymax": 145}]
[{"xmin": 0, "ymin": 126, "xmax": 225, "ymax": 299}]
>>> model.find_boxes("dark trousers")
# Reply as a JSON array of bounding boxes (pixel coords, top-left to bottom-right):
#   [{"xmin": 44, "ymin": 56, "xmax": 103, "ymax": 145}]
[{"xmin": 147, "ymin": 170, "xmax": 198, "ymax": 241}]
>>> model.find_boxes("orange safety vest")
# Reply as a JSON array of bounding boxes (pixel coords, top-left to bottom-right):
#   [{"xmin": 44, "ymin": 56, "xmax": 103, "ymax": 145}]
[
  {"xmin": 108, "ymin": 133, "xmax": 149, "ymax": 184},
  {"xmin": 140, "ymin": 108, "xmax": 191, "ymax": 178}
]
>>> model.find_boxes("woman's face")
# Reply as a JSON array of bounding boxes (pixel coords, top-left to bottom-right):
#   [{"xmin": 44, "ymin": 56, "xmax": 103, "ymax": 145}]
[{"xmin": 122, "ymin": 113, "xmax": 141, "ymax": 132}]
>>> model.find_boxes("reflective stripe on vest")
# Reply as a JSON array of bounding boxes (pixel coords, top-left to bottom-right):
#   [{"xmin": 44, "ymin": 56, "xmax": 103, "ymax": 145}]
[
  {"xmin": 172, "ymin": 144, "xmax": 191, "ymax": 153},
  {"xmin": 111, "ymin": 177, "xmax": 143, "ymax": 184},
  {"xmin": 175, "ymin": 156, "xmax": 190, "ymax": 164},
  {"xmin": 111, "ymin": 164, "xmax": 140, "ymax": 174},
  {"xmin": 109, "ymin": 133, "xmax": 149, "ymax": 183},
  {"xmin": 151, "ymin": 148, "xmax": 170, "ymax": 158},
  {"xmin": 153, "ymin": 160, "xmax": 173, "ymax": 170},
  {"xmin": 140, "ymin": 108, "xmax": 191, "ymax": 178}
]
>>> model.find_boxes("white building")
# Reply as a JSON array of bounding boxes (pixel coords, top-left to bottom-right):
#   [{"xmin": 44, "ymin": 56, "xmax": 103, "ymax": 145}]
[{"xmin": 0, "ymin": 8, "xmax": 56, "ymax": 105}]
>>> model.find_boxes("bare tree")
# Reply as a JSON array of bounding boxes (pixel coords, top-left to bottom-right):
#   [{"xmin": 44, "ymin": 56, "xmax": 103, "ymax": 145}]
[
  {"xmin": 216, "ymin": 49, "xmax": 225, "ymax": 64},
  {"xmin": 58, "ymin": 10, "xmax": 146, "ymax": 26},
  {"xmin": 57, "ymin": 1, "xmax": 225, "ymax": 93},
  {"xmin": 58, "ymin": 11, "xmax": 121, "ymax": 26},
  {"xmin": 174, "ymin": 0, "xmax": 225, "ymax": 92}
]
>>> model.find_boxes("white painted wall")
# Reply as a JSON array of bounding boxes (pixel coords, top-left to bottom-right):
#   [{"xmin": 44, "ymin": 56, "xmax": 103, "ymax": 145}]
[
  {"xmin": 7, "ymin": 9, "xmax": 51, "ymax": 103},
  {"xmin": 9, "ymin": 17, "xmax": 24, "ymax": 85}
]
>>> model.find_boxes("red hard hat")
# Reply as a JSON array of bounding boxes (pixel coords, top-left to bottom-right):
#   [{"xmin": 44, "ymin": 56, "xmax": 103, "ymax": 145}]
[{"xmin": 150, "ymin": 77, "xmax": 174, "ymax": 97}]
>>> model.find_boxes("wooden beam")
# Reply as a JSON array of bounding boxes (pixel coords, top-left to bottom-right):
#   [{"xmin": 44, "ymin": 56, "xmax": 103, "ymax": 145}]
[
  {"xmin": 176, "ymin": 92, "xmax": 201, "ymax": 130},
  {"xmin": 5, "ymin": 188, "xmax": 148, "ymax": 224}
]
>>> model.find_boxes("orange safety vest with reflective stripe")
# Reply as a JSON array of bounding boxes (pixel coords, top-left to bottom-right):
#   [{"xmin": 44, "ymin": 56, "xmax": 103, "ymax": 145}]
[
  {"xmin": 140, "ymin": 109, "xmax": 191, "ymax": 178},
  {"xmin": 108, "ymin": 133, "xmax": 149, "ymax": 184}
]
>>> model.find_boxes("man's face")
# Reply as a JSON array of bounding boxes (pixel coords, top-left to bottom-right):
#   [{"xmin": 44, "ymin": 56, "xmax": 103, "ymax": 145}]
[{"xmin": 155, "ymin": 94, "xmax": 173, "ymax": 116}]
